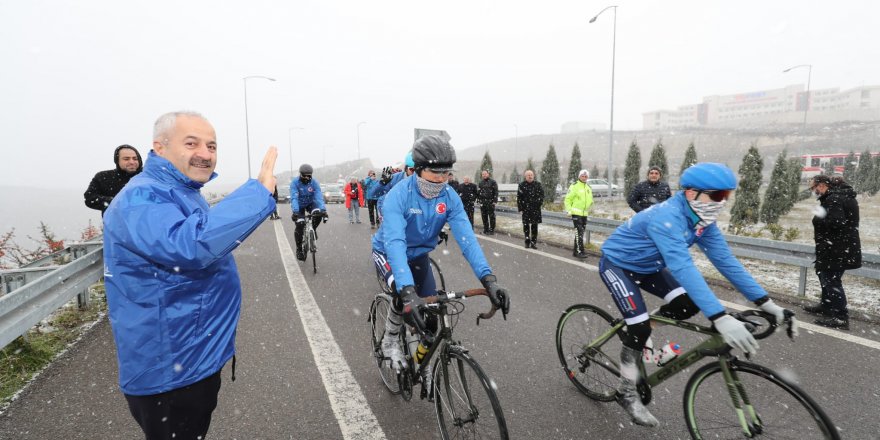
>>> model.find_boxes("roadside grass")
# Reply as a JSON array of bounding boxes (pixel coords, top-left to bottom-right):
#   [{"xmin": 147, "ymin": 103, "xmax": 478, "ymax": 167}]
[{"xmin": 0, "ymin": 284, "xmax": 106, "ymax": 407}]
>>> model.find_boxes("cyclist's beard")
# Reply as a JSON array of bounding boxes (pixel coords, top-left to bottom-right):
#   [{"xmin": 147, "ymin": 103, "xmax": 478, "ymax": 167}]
[
  {"xmin": 688, "ymin": 199, "xmax": 726, "ymax": 228},
  {"xmin": 417, "ymin": 176, "xmax": 446, "ymax": 199}
]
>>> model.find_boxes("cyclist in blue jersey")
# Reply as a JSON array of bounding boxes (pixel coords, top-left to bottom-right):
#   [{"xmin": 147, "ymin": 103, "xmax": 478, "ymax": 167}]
[
  {"xmin": 289, "ymin": 163, "xmax": 327, "ymax": 261},
  {"xmin": 599, "ymin": 162, "xmax": 799, "ymax": 427},
  {"xmin": 373, "ymin": 136, "xmax": 511, "ymax": 383},
  {"xmin": 370, "ymin": 151, "xmax": 416, "ymax": 220}
]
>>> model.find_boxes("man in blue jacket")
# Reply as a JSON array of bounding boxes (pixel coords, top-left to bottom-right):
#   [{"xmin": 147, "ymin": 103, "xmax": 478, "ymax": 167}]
[
  {"xmin": 599, "ymin": 162, "xmax": 799, "ymax": 427},
  {"xmin": 289, "ymin": 163, "xmax": 326, "ymax": 261},
  {"xmin": 372, "ymin": 136, "xmax": 511, "ymax": 389},
  {"xmin": 103, "ymin": 111, "xmax": 278, "ymax": 440},
  {"xmin": 363, "ymin": 170, "xmax": 380, "ymax": 228}
]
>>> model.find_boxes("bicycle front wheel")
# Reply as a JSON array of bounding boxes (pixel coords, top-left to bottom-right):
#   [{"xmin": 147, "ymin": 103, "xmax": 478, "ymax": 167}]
[
  {"xmin": 309, "ymin": 229, "xmax": 317, "ymax": 273},
  {"xmin": 369, "ymin": 294, "xmax": 401, "ymax": 394},
  {"xmin": 684, "ymin": 360, "xmax": 840, "ymax": 439},
  {"xmin": 433, "ymin": 348, "xmax": 508, "ymax": 439},
  {"xmin": 555, "ymin": 304, "xmax": 623, "ymax": 401}
]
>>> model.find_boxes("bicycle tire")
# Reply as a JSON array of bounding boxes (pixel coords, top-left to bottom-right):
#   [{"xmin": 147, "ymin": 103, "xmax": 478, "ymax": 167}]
[
  {"xmin": 309, "ymin": 229, "xmax": 317, "ymax": 274},
  {"xmin": 555, "ymin": 304, "xmax": 623, "ymax": 402},
  {"xmin": 684, "ymin": 360, "xmax": 840, "ymax": 440},
  {"xmin": 369, "ymin": 294, "xmax": 401, "ymax": 394},
  {"xmin": 433, "ymin": 348, "xmax": 508, "ymax": 440},
  {"xmin": 428, "ymin": 257, "xmax": 446, "ymax": 291},
  {"xmin": 300, "ymin": 228, "xmax": 310, "ymax": 263}
]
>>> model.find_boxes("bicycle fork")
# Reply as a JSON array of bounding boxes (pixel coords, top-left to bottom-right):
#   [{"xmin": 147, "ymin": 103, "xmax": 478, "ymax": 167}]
[{"xmin": 718, "ymin": 359, "xmax": 763, "ymax": 437}]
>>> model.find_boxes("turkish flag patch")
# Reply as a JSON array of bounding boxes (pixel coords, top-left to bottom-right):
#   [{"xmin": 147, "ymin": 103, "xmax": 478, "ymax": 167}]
[{"xmin": 436, "ymin": 202, "xmax": 447, "ymax": 214}]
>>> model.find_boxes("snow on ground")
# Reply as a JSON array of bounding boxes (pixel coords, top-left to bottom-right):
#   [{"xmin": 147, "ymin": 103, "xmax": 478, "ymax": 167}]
[{"xmin": 489, "ymin": 193, "xmax": 880, "ymax": 318}]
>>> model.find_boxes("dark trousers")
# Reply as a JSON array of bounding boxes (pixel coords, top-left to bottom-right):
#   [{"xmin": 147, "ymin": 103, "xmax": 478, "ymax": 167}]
[
  {"xmin": 124, "ymin": 371, "xmax": 221, "ymax": 440},
  {"xmin": 367, "ymin": 199, "xmax": 378, "ymax": 225},
  {"xmin": 294, "ymin": 213, "xmax": 323, "ymax": 249},
  {"xmin": 572, "ymin": 215, "xmax": 587, "ymax": 254},
  {"xmin": 464, "ymin": 204, "xmax": 475, "ymax": 227},
  {"xmin": 480, "ymin": 203, "xmax": 496, "ymax": 232},
  {"xmin": 522, "ymin": 222, "xmax": 538, "ymax": 243},
  {"xmin": 815, "ymin": 269, "xmax": 848, "ymax": 317}
]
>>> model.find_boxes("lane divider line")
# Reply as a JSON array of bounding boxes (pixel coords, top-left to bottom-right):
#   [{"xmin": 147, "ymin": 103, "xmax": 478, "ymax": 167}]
[
  {"xmin": 476, "ymin": 233, "xmax": 880, "ymax": 351},
  {"xmin": 273, "ymin": 221, "xmax": 386, "ymax": 440}
]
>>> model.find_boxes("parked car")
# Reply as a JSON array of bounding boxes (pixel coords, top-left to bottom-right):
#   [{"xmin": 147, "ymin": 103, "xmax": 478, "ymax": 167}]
[
  {"xmin": 321, "ymin": 184, "xmax": 345, "ymax": 204},
  {"xmin": 276, "ymin": 185, "xmax": 291, "ymax": 204},
  {"xmin": 586, "ymin": 179, "xmax": 620, "ymax": 196}
]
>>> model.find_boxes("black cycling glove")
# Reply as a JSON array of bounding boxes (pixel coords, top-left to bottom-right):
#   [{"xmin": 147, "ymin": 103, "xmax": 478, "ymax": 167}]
[
  {"xmin": 380, "ymin": 166, "xmax": 394, "ymax": 185},
  {"xmin": 400, "ymin": 285, "xmax": 430, "ymax": 341},
  {"xmin": 481, "ymin": 274, "xmax": 510, "ymax": 317}
]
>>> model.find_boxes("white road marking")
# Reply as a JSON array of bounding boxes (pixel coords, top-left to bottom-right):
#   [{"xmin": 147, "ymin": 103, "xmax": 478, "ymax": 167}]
[
  {"xmin": 476, "ymin": 233, "xmax": 880, "ymax": 351},
  {"xmin": 273, "ymin": 221, "xmax": 386, "ymax": 439}
]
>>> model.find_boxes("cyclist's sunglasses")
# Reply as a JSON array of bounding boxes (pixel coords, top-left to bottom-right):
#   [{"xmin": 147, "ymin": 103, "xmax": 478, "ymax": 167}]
[{"xmin": 697, "ymin": 190, "xmax": 731, "ymax": 202}]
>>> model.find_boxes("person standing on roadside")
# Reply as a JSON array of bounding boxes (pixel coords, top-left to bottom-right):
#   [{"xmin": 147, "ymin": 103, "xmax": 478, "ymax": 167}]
[
  {"xmin": 363, "ymin": 170, "xmax": 380, "ymax": 228},
  {"xmin": 103, "ymin": 111, "xmax": 278, "ymax": 440},
  {"xmin": 270, "ymin": 184, "xmax": 281, "ymax": 219},
  {"xmin": 478, "ymin": 170, "xmax": 498, "ymax": 234},
  {"xmin": 627, "ymin": 166, "xmax": 672, "ymax": 212},
  {"xmin": 458, "ymin": 176, "xmax": 478, "ymax": 228},
  {"xmin": 446, "ymin": 172, "xmax": 460, "ymax": 193},
  {"xmin": 517, "ymin": 169, "xmax": 544, "ymax": 249},
  {"xmin": 564, "ymin": 169, "xmax": 593, "ymax": 258},
  {"xmin": 345, "ymin": 176, "xmax": 365, "ymax": 224},
  {"xmin": 84, "ymin": 144, "xmax": 143, "ymax": 215},
  {"xmin": 804, "ymin": 174, "xmax": 861, "ymax": 330}
]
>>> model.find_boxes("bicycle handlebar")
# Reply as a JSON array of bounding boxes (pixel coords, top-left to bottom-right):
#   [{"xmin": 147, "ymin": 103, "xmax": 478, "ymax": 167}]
[
  {"xmin": 731, "ymin": 309, "xmax": 797, "ymax": 340},
  {"xmin": 421, "ymin": 288, "xmax": 500, "ymax": 324}
]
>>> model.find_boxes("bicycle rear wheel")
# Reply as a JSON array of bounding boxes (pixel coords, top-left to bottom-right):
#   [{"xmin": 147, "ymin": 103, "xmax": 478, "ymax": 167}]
[
  {"xmin": 555, "ymin": 304, "xmax": 623, "ymax": 401},
  {"xmin": 684, "ymin": 360, "xmax": 840, "ymax": 439},
  {"xmin": 433, "ymin": 348, "xmax": 508, "ymax": 439},
  {"xmin": 369, "ymin": 293, "xmax": 401, "ymax": 394}
]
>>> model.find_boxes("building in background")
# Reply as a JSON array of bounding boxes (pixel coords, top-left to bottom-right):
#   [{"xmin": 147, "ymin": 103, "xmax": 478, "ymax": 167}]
[
  {"xmin": 643, "ymin": 84, "xmax": 880, "ymax": 129},
  {"xmin": 561, "ymin": 121, "xmax": 606, "ymax": 133}
]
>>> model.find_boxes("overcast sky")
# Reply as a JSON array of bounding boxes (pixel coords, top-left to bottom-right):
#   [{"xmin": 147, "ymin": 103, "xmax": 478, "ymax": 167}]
[{"xmin": 2, "ymin": 0, "xmax": 877, "ymax": 190}]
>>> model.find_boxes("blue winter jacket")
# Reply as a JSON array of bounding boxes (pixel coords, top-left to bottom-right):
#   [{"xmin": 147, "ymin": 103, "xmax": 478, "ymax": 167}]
[
  {"xmin": 363, "ymin": 176, "xmax": 379, "ymax": 201},
  {"xmin": 289, "ymin": 178, "xmax": 326, "ymax": 213},
  {"xmin": 103, "ymin": 151, "xmax": 275, "ymax": 396},
  {"xmin": 372, "ymin": 175, "xmax": 492, "ymax": 290},
  {"xmin": 601, "ymin": 192, "xmax": 767, "ymax": 318},
  {"xmin": 370, "ymin": 171, "xmax": 406, "ymax": 213}
]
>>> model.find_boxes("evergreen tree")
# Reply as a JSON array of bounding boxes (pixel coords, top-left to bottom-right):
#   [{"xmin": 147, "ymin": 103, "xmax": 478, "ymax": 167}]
[
  {"xmin": 602, "ymin": 168, "xmax": 609, "ymax": 180},
  {"xmin": 822, "ymin": 159, "xmax": 834, "ymax": 176},
  {"xmin": 680, "ymin": 142, "xmax": 698, "ymax": 176},
  {"xmin": 648, "ymin": 139, "xmax": 669, "ymax": 179},
  {"xmin": 871, "ymin": 154, "xmax": 880, "ymax": 195},
  {"xmin": 854, "ymin": 149, "xmax": 875, "ymax": 194},
  {"xmin": 786, "ymin": 157, "xmax": 803, "ymax": 206},
  {"xmin": 842, "ymin": 151, "xmax": 857, "ymax": 182},
  {"xmin": 613, "ymin": 168, "xmax": 620, "ymax": 185},
  {"xmin": 760, "ymin": 152, "xmax": 790, "ymax": 224},
  {"xmin": 510, "ymin": 165, "xmax": 520, "ymax": 184},
  {"xmin": 540, "ymin": 144, "xmax": 560, "ymax": 206},
  {"xmin": 567, "ymin": 143, "xmax": 583, "ymax": 185},
  {"xmin": 501, "ymin": 172, "xmax": 508, "ymax": 185},
  {"xmin": 590, "ymin": 164, "xmax": 600, "ymax": 180},
  {"xmin": 479, "ymin": 150, "xmax": 494, "ymax": 176},
  {"xmin": 525, "ymin": 157, "xmax": 536, "ymax": 176},
  {"xmin": 730, "ymin": 144, "xmax": 763, "ymax": 226},
  {"xmin": 624, "ymin": 140, "xmax": 641, "ymax": 199}
]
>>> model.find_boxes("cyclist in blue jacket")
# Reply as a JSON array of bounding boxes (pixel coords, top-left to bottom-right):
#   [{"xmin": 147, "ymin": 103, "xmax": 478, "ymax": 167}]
[
  {"xmin": 289, "ymin": 163, "xmax": 327, "ymax": 261},
  {"xmin": 371, "ymin": 151, "xmax": 416, "ymax": 218},
  {"xmin": 373, "ymin": 136, "xmax": 511, "ymax": 382},
  {"xmin": 599, "ymin": 162, "xmax": 799, "ymax": 427}
]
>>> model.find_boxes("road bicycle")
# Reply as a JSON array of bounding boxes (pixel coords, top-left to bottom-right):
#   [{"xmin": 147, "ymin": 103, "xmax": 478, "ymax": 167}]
[
  {"xmin": 297, "ymin": 209, "xmax": 326, "ymax": 274},
  {"xmin": 555, "ymin": 304, "xmax": 840, "ymax": 439},
  {"xmin": 369, "ymin": 257, "xmax": 509, "ymax": 439}
]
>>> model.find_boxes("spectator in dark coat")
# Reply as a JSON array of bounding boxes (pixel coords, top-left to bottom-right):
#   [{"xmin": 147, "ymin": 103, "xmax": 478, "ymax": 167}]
[
  {"xmin": 84, "ymin": 144, "xmax": 143, "ymax": 215},
  {"xmin": 517, "ymin": 170, "xmax": 544, "ymax": 249},
  {"xmin": 447, "ymin": 173, "xmax": 460, "ymax": 193},
  {"xmin": 627, "ymin": 166, "xmax": 672, "ymax": 212},
  {"xmin": 478, "ymin": 170, "xmax": 498, "ymax": 234},
  {"xmin": 458, "ymin": 176, "xmax": 479, "ymax": 228},
  {"xmin": 270, "ymin": 184, "xmax": 281, "ymax": 219},
  {"xmin": 804, "ymin": 175, "xmax": 861, "ymax": 330}
]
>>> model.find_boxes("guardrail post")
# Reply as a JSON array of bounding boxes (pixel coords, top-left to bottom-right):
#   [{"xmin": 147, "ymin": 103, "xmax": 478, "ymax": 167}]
[
  {"xmin": 797, "ymin": 267, "xmax": 808, "ymax": 297},
  {"xmin": 77, "ymin": 287, "xmax": 91, "ymax": 310},
  {"xmin": 585, "ymin": 230, "xmax": 592, "ymax": 245}
]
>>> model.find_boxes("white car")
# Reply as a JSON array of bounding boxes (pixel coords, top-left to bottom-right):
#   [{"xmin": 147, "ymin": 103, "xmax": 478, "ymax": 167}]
[{"xmin": 586, "ymin": 179, "xmax": 620, "ymax": 196}]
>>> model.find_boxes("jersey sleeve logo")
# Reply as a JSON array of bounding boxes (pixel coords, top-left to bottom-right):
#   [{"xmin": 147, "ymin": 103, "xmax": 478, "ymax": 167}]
[{"xmin": 436, "ymin": 202, "xmax": 447, "ymax": 214}]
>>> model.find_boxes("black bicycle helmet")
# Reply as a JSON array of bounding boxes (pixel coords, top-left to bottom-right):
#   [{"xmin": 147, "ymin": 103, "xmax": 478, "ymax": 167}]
[
  {"xmin": 299, "ymin": 164, "xmax": 314, "ymax": 175},
  {"xmin": 412, "ymin": 135, "xmax": 456, "ymax": 172}
]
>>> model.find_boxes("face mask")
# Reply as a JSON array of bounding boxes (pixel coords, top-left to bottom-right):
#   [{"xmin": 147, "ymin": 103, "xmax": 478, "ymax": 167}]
[
  {"xmin": 300, "ymin": 175, "xmax": 312, "ymax": 184},
  {"xmin": 688, "ymin": 199, "xmax": 726, "ymax": 228},
  {"xmin": 417, "ymin": 176, "xmax": 446, "ymax": 199}
]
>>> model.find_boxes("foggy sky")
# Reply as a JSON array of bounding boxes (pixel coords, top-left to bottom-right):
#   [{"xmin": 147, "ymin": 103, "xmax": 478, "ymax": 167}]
[{"xmin": 2, "ymin": 0, "xmax": 877, "ymax": 191}]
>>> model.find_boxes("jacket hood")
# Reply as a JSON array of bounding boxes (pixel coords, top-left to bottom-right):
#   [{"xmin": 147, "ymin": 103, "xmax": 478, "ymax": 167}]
[
  {"xmin": 830, "ymin": 184, "xmax": 856, "ymax": 199},
  {"xmin": 114, "ymin": 144, "xmax": 143, "ymax": 174}
]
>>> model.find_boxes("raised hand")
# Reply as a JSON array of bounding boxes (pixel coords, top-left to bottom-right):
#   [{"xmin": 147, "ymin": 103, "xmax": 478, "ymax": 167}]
[{"xmin": 257, "ymin": 146, "xmax": 278, "ymax": 192}]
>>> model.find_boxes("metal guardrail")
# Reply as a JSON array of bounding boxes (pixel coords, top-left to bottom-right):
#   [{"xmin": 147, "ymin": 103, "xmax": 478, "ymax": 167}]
[{"xmin": 495, "ymin": 205, "xmax": 880, "ymax": 296}]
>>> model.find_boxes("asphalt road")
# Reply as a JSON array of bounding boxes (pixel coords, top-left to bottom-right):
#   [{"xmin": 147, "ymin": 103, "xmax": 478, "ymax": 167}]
[{"xmin": 1, "ymin": 203, "xmax": 878, "ymax": 439}]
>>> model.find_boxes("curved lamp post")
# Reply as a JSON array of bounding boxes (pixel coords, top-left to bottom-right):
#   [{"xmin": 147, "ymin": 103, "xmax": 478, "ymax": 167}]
[
  {"xmin": 590, "ymin": 5, "xmax": 617, "ymax": 198},
  {"xmin": 783, "ymin": 64, "xmax": 812, "ymax": 134},
  {"xmin": 243, "ymin": 75, "xmax": 276, "ymax": 179},
  {"xmin": 288, "ymin": 127, "xmax": 305, "ymax": 182},
  {"xmin": 357, "ymin": 121, "xmax": 367, "ymax": 160}
]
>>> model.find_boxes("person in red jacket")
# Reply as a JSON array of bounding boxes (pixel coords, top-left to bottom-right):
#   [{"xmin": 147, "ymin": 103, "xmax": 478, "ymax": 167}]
[{"xmin": 345, "ymin": 176, "xmax": 366, "ymax": 224}]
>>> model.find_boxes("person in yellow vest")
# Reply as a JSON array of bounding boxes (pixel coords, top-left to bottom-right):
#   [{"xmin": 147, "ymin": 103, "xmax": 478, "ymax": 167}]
[{"xmin": 564, "ymin": 169, "xmax": 594, "ymax": 258}]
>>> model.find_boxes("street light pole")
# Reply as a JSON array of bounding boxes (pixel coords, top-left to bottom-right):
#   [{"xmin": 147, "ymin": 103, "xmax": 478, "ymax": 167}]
[
  {"xmin": 288, "ymin": 127, "xmax": 304, "ymax": 182},
  {"xmin": 590, "ymin": 5, "xmax": 617, "ymax": 198},
  {"xmin": 783, "ymin": 64, "xmax": 812, "ymax": 134},
  {"xmin": 513, "ymin": 124, "xmax": 518, "ymax": 171},
  {"xmin": 243, "ymin": 75, "xmax": 276, "ymax": 179},
  {"xmin": 356, "ymin": 121, "xmax": 367, "ymax": 160}
]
